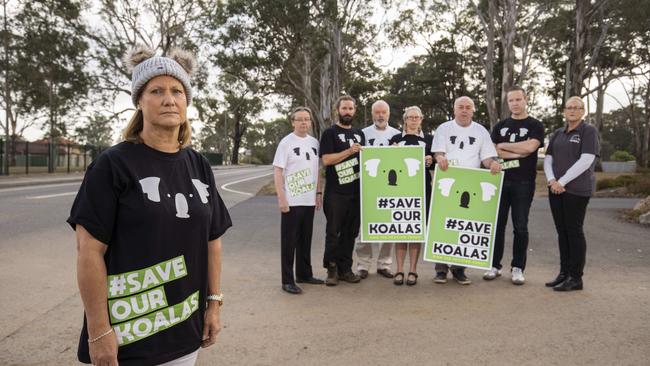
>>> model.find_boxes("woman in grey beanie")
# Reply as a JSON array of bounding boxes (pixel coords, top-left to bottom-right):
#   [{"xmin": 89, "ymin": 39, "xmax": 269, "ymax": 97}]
[{"xmin": 69, "ymin": 45, "xmax": 232, "ymax": 366}]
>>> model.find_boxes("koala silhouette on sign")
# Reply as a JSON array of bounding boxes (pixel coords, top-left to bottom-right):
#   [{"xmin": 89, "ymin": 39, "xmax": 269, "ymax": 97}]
[
  {"xmin": 364, "ymin": 158, "xmax": 421, "ymax": 186},
  {"xmin": 437, "ymin": 177, "xmax": 497, "ymax": 209}
]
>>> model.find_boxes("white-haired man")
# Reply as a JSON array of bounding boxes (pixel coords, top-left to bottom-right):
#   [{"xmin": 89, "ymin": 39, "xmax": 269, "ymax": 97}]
[
  {"xmin": 431, "ymin": 96, "xmax": 501, "ymax": 285},
  {"xmin": 356, "ymin": 100, "xmax": 400, "ymax": 279}
]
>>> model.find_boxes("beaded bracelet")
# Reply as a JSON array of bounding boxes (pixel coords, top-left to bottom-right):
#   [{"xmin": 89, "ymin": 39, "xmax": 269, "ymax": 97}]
[{"xmin": 88, "ymin": 327, "xmax": 114, "ymax": 343}]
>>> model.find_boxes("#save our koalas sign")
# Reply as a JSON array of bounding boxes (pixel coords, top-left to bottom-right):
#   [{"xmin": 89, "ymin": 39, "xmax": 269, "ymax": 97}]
[
  {"xmin": 424, "ymin": 165, "xmax": 503, "ymax": 269},
  {"xmin": 360, "ymin": 146, "xmax": 426, "ymax": 242}
]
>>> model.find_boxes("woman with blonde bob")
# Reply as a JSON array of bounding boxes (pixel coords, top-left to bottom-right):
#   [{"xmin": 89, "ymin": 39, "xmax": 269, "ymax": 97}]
[
  {"xmin": 68, "ymin": 45, "xmax": 232, "ymax": 366},
  {"xmin": 388, "ymin": 106, "xmax": 434, "ymax": 286},
  {"xmin": 544, "ymin": 96, "xmax": 599, "ymax": 292}
]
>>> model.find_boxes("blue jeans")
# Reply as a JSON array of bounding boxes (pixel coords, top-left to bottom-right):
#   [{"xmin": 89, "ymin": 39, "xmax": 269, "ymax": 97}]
[{"xmin": 492, "ymin": 180, "xmax": 535, "ymax": 270}]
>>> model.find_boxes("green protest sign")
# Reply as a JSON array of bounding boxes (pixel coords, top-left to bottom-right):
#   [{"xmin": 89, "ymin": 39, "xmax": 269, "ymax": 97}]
[
  {"xmin": 424, "ymin": 166, "xmax": 503, "ymax": 269},
  {"xmin": 360, "ymin": 146, "xmax": 426, "ymax": 242}
]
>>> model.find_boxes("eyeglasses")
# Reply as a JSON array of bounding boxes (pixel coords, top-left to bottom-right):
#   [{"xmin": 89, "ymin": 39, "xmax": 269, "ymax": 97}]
[
  {"xmin": 406, "ymin": 116, "xmax": 422, "ymax": 120},
  {"xmin": 293, "ymin": 118, "xmax": 311, "ymax": 122},
  {"xmin": 565, "ymin": 106, "xmax": 584, "ymax": 111}
]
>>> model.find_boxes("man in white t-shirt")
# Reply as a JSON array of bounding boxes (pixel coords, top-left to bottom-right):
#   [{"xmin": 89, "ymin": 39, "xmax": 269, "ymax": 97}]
[
  {"xmin": 273, "ymin": 106, "xmax": 324, "ymax": 295},
  {"xmin": 356, "ymin": 100, "xmax": 401, "ymax": 279},
  {"xmin": 431, "ymin": 96, "xmax": 501, "ymax": 285}
]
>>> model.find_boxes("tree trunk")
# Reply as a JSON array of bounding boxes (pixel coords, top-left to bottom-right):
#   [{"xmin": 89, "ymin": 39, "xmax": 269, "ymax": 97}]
[
  {"xmin": 483, "ymin": 0, "xmax": 499, "ymax": 128},
  {"xmin": 230, "ymin": 109, "xmax": 245, "ymax": 165},
  {"xmin": 570, "ymin": 0, "xmax": 589, "ymax": 97},
  {"xmin": 641, "ymin": 83, "xmax": 650, "ymax": 168},
  {"xmin": 500, "ymin": 0, "xmax": 517, "ymax": 120},
  {"xmin": 593, "ymin": 78, "xmax": 606, "ymax": 133}
]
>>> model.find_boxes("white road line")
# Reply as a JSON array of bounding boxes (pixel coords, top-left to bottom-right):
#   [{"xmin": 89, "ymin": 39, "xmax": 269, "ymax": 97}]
[
  {"xmin": 26, "ymin": 191, "xmax": 78, "ymax": 199},
  {"xmin": 0, "ymin": 182, "xmax": 81, "ymax": 193},
  {"xmin": 220, "ymin": 172, "xmax": 274, "ymax": 196}
]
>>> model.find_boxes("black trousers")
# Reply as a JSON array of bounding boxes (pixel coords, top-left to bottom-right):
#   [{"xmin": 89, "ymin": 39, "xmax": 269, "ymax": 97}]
[
  {"xmin": 493, "ymin": 180, "xmax": 535, "ymax": 271},
  {"xmin": 323, "ymin": 191, "xmax": 360, "ymax": 274},
  {"xmin": 281, "ymin": 206, "xmax": 315, "ymax": 285},
  {"xmin": 548, "ymin": 191, "xmax": 590, "ymax": 279}
]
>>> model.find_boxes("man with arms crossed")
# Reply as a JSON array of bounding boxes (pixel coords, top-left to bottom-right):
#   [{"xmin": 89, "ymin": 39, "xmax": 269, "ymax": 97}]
[{"xmin": 485, "ymin": 86, "xmax": 544, "ymax": 285}]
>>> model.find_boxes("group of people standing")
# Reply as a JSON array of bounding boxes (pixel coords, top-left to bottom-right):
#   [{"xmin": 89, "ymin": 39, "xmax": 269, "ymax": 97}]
[
  {"xmin": 66, "ymin": 45, "xmax": 600, "ymax": 365},
  {"xmin": 274, "ymin": 87, "xmax": 599, "ymax": 296}
]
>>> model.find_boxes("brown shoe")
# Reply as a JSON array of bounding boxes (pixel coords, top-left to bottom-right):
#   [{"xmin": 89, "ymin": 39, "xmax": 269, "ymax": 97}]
[
  {"xmin": 338, "ymin": 271, "xmax": 361, "ymax": 283},
  {"xmin": 325, "ymin": 263, "xmax": 338, "ymax": 286},
  {"xmin": 357, "ymin": 269, "xmax": 369, "ymax": 279},
  {"xmin": 377, "ymin": 268, "xmax": 394, "ymax": 278}
]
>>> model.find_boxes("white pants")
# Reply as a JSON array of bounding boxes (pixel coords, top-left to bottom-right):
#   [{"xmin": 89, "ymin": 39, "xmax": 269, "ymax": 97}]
[
  {"xmin": 158, "ymin": 349, "xmax": 199, "ymax": 366},
  {"xmin": 356, "ymin": 242, "xmax": 393, "ymax": 271}
]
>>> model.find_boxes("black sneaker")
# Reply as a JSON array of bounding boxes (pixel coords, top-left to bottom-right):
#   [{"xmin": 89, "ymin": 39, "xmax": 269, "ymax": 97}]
[
  {"xmin": 325, "ymin": 264, "xmax": 338, "ymax": 286},
  {"xmin": 434, "ymin": 272, "xmax": 448, "ymax": 284},
  {"xmin": 451, "ymin": 269, "xmax": 472, "ymax": 285},
  {"xmin": 338, "ymin": 271, "xmax": 361, "ymax": 283},
  {"xmin": 357, "ymin": 269, "xmax": 369, "ymax": 279}
]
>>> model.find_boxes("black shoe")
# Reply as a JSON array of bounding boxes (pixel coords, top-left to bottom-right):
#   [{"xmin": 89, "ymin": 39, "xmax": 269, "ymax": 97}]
[
  {"xmin": 433, "ymin": 272, "xmax": 448, "ymax": 284},
  {"xmin": 393, "ymin": 272, "xmax": 404, "ymax": 286},
  {"xmin": 451, "ymin": 269, "xmax": 472, "ymax": 285},
  {"xmin": 553, "ymin": 277, "xmax": 583, "ymax": 292},
  {"xmin": 296, "ymin": 277, "xmax": 325, "ymax": 285},
  {"xmin": 339, "ymin": 271, "xmax": 361, "ymax": 283},
  {"xmin": 282, "ymin": 284, "xmax": 302, "ymax": 294},
  {"xmin": 406, "ymin": 272, "xmax": 418, "ymax": 286},
  {"xmin": 545, "ymin": 272, "xmax": 567, "ymax": 287},
  {"xmin": 325, "ymin": 263, "xmax": 338, "ymax": 286},
  {"xmin": 377, "ymin": 268, "xmax": 395, "ymax": 278},
  {"xmin": 357, "ymin": 269, "xmax": 369, "ymax": 279}
]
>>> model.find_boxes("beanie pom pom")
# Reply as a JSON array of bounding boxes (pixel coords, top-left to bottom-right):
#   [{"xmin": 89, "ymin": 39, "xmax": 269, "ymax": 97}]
[
  {"xmin": 124, "ymin": 44, "xmax": 155, "ymax": 73},
  {"xmin": 168, "ymin": 48, "xmax": 196, "ymax": 76}
]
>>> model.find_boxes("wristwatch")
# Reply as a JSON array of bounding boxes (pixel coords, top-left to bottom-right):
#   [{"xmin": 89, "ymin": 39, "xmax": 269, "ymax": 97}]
[{"xmin": 206, "ymin": 293, "xmax": 224, "ymax": 306}]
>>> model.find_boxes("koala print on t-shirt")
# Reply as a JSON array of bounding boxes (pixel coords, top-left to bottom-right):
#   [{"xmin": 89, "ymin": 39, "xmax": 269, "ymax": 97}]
[
  {"xmin": 449, "ymin": 135, "xmax": 476, "ymax": 150},
  {"xmin": 338, "ymin": 133, "xmax": 362, "ymax": 146},
  {"xmin": 292, "ymin": 147, "xmax": 319, "ymax": 161},
  {"xmin": 499, "ymin": 127, "xmax": 529, "ymax": 143},
  {"xmin": 139, "ymin": 177, "xmax": 211, "ymax": 218}
]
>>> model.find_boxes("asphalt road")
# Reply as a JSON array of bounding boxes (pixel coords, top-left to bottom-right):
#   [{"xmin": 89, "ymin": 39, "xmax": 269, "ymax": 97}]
[{"xmin": 0, "ymin": 168, "xmax": 648, "ymax": 365}]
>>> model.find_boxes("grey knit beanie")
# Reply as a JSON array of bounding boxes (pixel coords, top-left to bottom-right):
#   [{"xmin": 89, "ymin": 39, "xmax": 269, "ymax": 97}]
[{"xmin": 124, "ymin": 45, "xmax": 196, "ymax": 106}]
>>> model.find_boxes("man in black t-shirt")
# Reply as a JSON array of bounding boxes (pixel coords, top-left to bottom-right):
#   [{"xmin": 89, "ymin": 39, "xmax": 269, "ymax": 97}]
[
  {"xmin": 319, "ymin": 95, "xmax": 365, "ymax": 286},
  {"xmin": 486, "ymin": 86, "xmax": 544, "ymax": 285}
]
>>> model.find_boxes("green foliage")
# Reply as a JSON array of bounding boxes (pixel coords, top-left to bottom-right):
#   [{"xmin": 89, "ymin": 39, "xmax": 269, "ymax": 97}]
[
  {"xmin": 600, "ymin": 173, "xmax": 650, "ymax": 196},
  {"xmin": 610, "ymin": 150, "xmax": 636, "ymax": 162},
  {"xmin": 74, "ymin": 114, "xmax": 114, "ymax": 147},
  {"xmin": 12, "ymin": 0, "xmax": 91, "ymax": 138}
]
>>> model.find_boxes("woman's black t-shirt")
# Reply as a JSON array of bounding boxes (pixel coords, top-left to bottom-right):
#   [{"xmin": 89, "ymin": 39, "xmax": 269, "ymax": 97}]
[
  {"xmin": 389, "ymin": 132, "xmax": 434, "ymax": 211},
  {"xmin": 67, "ymin": 141, "xmax": 232, "ymax": 365}
]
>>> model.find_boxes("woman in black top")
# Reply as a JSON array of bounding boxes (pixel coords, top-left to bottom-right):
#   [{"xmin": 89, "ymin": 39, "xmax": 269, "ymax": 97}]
[
  {"xmin": 388, "ymin": 106, "xmax": 434, "ymax": 286},
  {"xmin": 543, "ymin": 96, "xmax": 599, "ymax": 292},
  {"xmin": 69, "ymin": 46, "xmax": 232, "ymax": 365}
]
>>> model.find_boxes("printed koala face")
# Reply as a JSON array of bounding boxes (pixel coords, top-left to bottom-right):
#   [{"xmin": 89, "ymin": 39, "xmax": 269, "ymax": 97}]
[
  {"xmin": 449, "ymin": 135, "xmax": 476, "ymax": 150},
  {"xmin": 292, "ymin": 147, "xmax": 318, "ymax": 161},
  {"xmin": 437, "ymin": 178, "xmax": 496, "ymax": 209},
  {"xmin": 139, "ymin": 177, "xmax": 210, "ymax": 218},
  {"xmin": 365, "ymin": 158, "xmax": 420, "ymax": 186},
  {"xmin": 499, "ymin": 127, "xmax": 528, "ymax": 143},
  {"xmin": 338, "ymin": 133, "xmax": 362, "ymax": 146}
]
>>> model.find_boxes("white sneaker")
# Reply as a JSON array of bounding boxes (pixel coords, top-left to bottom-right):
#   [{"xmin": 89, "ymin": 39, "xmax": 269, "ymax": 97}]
[
  {"xmin": 511, "ymin": 267, "xmax": 525, "ymax": 285},
  {"xmin": 483, "ymin": 267, "xmax": 502, "ymax": 280}
]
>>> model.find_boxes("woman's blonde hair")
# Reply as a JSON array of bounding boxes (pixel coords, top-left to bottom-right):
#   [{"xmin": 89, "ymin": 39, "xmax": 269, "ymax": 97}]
[
  {"xmin": 122, "ymin": 109, "xmax": 192, "ymax": 147},
  {"xmin": 402, "ymin": 106, "xmax": 423, "ymax": 133}
]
